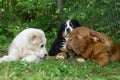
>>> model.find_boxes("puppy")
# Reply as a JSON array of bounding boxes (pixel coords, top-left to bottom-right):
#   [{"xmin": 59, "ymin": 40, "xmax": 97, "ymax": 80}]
[
  {"xmin": 66, "ymin": 27, "xmax": 120, "ymax": 66},
  {"xmin": 0, "ymin": 28, "xmax": 48, "ymax": 63},
  {"xmin": 48, "ymin": 19, "xmax": 81, "ymax": 59}
]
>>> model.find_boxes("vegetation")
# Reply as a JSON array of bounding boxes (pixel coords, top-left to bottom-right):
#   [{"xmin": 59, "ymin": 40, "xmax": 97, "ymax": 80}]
[
  {"xmin": 0, "ymin": 0, "xmax": 120, "ymax": 79},
  {"xmin": 0, "ymin": 60, "xmax": 120, "ymax": 80}
]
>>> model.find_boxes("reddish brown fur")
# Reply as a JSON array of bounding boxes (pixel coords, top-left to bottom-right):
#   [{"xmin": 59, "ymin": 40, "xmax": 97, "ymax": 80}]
[{"xmin": 66, "ymin": 26, "xmax": 120, "ymax": 66}]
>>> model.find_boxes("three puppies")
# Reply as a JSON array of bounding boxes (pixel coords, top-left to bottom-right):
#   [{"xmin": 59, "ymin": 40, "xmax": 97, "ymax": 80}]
[
  {"xmin": 0, "ymin": 28, "xmax": 47, "ymax": 63},
  {"xmin": 66, "ymin": 27, "xmax": 120, "ymax": 66},
  {"xmin": 1, "ymin": 21, "xmax": 119, "ymax": 66},
  {"xmin": 48, "ymin": 19, "xmax": 81, "ymax": 59}
]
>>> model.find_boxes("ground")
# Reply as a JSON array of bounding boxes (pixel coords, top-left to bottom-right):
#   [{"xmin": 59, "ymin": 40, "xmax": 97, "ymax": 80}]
[{"xmin": 0, "ymin": 58, "xmax": 120, "ymax": 80}]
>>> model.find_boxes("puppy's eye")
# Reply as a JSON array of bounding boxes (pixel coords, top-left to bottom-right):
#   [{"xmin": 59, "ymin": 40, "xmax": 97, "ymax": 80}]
[{"xmin": 41, "ymin": 44, "xmax": 44, "ymax": 48}]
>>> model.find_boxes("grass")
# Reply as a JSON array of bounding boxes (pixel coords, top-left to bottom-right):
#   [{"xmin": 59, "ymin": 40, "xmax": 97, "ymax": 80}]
[{"xmin": 0, "ymin": 59, "xmax": 120, "ymax": 80}]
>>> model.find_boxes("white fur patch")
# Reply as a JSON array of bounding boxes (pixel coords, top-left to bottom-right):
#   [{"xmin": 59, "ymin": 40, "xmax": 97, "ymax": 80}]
[
  {"xmin": 0, "ymin": 28, "xmax": 47, "ymax": 63},
  {"xmin": 64, "ymin": 20, "xmax": 73, "ymax": 36},
  {"xmin": 76, "ymin": 58, "xmax": 86, "ymax": 63},
  {"xmin": 62, "ymin": 20, "xmax": 74, "ymax": 50},
  {"xmin": 56, "ymin": 55, "xmax": 65, "ymax": 59},
  {"xmin": 21, "ymin": 55, "xmax": 40, "ymax": 62}
]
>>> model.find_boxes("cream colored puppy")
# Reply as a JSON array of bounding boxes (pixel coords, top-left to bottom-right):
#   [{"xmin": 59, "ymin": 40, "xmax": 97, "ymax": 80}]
[{"xmin": 0, "ymin": 28, "xmax": 48, "ymax": 62}]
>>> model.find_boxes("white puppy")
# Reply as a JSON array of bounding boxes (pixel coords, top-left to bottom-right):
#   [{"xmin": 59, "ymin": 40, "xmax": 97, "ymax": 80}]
[{"xmin": 0, "ymin": 28, "xmax": 48, "ymax": 62}]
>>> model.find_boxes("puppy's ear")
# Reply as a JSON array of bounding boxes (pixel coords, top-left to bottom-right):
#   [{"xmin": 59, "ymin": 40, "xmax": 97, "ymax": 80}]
[
  {"xmin": 31, "ymin": 35, "xmax": 37, "ymax": 44},
  {"xmin": 90, "ymin": 36, "xmax": 99, "ymax": 42},
  {"xmin": 90, "ymin": 30, "xmax": 105, "ymax": 43}
]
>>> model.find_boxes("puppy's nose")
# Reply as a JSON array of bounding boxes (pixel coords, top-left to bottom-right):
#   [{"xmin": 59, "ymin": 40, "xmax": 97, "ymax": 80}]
[
  {"xmin": 44, "ymin": 54, "xmax": 47, "ymax": 57},
  {"xmin": 66, "ymin": 28, "xmax": 71, "ymax": 33}
]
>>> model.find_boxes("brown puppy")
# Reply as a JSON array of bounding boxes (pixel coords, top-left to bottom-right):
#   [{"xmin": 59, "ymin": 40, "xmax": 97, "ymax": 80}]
[{"xmin": 66, "ymin": 27, "xmax": 120, "ymax": 66}]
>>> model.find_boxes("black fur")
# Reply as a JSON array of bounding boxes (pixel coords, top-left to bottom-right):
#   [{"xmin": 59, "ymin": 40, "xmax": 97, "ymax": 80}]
[{"xmin": 48, "ymin": 19, "xmax": 81, "ymax": 56}]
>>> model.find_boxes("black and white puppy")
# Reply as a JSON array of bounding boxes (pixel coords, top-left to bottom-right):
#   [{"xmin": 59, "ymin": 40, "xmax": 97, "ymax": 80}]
[{"xmin": 48, "ymin": 19, "xmax": 81, "ymax": 59}]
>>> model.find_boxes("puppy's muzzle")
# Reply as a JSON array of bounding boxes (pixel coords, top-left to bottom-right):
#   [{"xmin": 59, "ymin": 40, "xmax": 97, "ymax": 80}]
[
  {"xmin": 43, "ymin": 54, "xmax": 48, "ymax": 59},
  {"xmin": 66, "ymin": 28, "xmax": 71, "ymax": 34},
  {"xmin": 44, "ymin": 54, "xmax": 47, "ymax": 57}
]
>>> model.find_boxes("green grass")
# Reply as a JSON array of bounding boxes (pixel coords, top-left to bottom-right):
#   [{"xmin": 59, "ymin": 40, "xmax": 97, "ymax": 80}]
[{"xmin": 0, "ymin": 59, "xmax": 120, "ymax": 80}]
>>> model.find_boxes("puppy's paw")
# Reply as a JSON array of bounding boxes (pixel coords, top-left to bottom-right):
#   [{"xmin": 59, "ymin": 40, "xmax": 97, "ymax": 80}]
[
  {"xmin": 56, "ymin": 52, "xmax": 67, "ymax": 59},
  {"xmin": 21, "ymin": 55, "xmax": 40, "ymax": 62},
  {"xmin": 76, "ymin": 58, "xmax": 86, "ymax": 63},
  {"xmin": 56, "ymin": 55, "xmax": 65, "ymax": 59}
]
